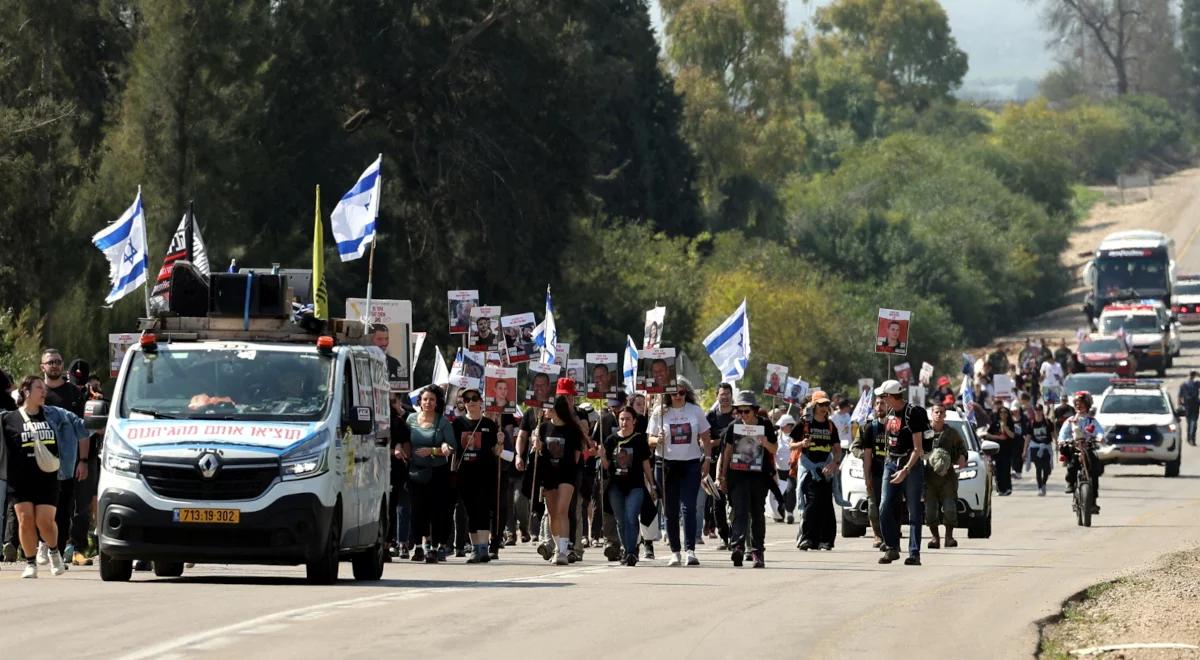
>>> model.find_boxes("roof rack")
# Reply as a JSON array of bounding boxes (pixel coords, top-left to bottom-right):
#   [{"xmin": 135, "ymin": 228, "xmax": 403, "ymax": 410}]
[{"xmin": 136, "ymin": 315, "xmax": 369, "ymax": 345}]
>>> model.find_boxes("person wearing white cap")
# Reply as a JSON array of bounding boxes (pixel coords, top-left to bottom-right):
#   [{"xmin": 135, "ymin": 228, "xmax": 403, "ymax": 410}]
[
  {"xmin": 769, "ymin": 415, "xmax": 797, "ymax": 524},
  {"xmin": 875, "ymin": 379, "xmax": 930, "ymax": 566}
]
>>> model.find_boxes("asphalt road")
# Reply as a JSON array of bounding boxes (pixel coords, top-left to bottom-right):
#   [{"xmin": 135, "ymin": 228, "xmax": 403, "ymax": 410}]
[{"xmin": 5, "ymin": 224, "xmax": 1200, "ymax": 659}]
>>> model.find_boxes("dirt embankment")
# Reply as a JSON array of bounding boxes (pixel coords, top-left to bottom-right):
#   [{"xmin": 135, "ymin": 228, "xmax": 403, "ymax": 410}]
[{"xmin": 1038, "ymin": 548, "xmax": 1200, "ymax": 659}]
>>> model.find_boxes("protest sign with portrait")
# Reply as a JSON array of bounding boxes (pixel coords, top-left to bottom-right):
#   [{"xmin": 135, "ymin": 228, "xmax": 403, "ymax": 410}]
[
  {"xmin": 469, "ymin": 305, "xmax": 502, "ymax": 352},
  {"xmin": 640, "ymin": 347, "xmax": 677, "ymax": 394},
  {"xmin": 525, "ymin": 362, "xmax": 560, "ymax": 409},
  {"xmin": 484, "ymin": 365, "xmax": 518, "ymax": 414},
  {"xmin": 448, "ymin": 290, "xmax": 478, "ymax": 334},
  {"xmin": 875, "ymin": 308, "xmax": 911, "ymax": 356},
  {"xmin": 347, "ymin": 298, "xmax": 413, "ymax": 393},
  {"xmin": 585, "ymin": 353, "xmax": 619, "ymax": 400},
  {"xmin": 500, "ymin": 312, "xmax": 537, "ymax": 365},
  {"xmin": 763, "ymin": 363, "xmax": 788, "ymax": 398},
  {"xmin": 643, "ymin": 306, "xmax": 666, "ymax": 351}
]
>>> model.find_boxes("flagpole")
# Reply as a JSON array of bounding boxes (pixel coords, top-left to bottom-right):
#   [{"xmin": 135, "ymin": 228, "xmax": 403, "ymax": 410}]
[
  {"xmin": 362, "ymin": 153, "xmax": 382, "ymax": 330},
  {"xmin": 139, "ymin": 186, "xmax": 151, "ymax": 319},
  {"xmin": 185, "ymin": 200, "xmax": 195, "ymax": 264}
]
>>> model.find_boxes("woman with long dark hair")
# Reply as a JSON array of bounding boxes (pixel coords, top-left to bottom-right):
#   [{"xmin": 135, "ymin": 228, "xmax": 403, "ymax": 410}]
[
  {"xmin": 599, "ymin": 407, "xmax": 653, "ymax": 566},
  {"xmin": 648, "ymin": 377, "xmax": 712, "ymax": 567},
  {"xmin": 532, "ymin": 379, "xmax": 585, "ymax": 565},
  {"xmin": 403, "ymin": 386, "xmax": 457, "ymax": 563},
  {"xmin": 2, "ymin": 376, "xmax": 86, "ymax": 578},
  {"xmin": 985, "ymin": 403, "xmax": 1016, "ymax": 496}
]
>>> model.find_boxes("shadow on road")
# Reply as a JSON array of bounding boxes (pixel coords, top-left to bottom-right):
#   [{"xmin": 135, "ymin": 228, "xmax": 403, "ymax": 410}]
[{"xmin": 153, "ymin": 576, "xmax": 571, "ymax": 589}]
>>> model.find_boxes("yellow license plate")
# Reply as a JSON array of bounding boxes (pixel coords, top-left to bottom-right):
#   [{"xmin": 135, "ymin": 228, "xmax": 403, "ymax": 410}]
[{"xmin": 173, "ymin": 508, "xmax": 240, "ymax": 524}]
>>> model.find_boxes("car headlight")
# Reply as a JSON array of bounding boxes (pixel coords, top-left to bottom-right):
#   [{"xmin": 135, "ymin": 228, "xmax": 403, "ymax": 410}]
[
  {"xmin": 281, "ymin": 431, "xmax": 330, "ymax": 480},
  {"xmin": 1118, "ymin": 360, "xmax": 1128, "ymax": 366},
  {"xmin": 848, "ymin": 467, "xmax": 864, "ymax": 479},
  {"xmin": 964, "ymin": 460, "xmax": 978, "ymax": 468},
  {"xmin": 957, "ymin": 469, "xmax": 977, "ymax": 480},
  {"xmin": 102, "ymin": 430, "xmax": 140, "ymax": 478}
]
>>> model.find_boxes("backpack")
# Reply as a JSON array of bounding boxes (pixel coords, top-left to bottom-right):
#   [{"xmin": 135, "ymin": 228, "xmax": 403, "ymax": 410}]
[{"xmin": 787, "ymin": 414, "xmax": 813, "ymax": 478}]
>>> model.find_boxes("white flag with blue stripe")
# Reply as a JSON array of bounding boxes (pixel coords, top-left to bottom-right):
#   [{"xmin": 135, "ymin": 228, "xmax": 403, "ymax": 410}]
[
  {"xmin": 622, "ymin": 335, "xmax": 638, "ymax": 394},
  {"xmin": 532, "ymin": 286, "xmax": 558, "ymax": 364},
  {"xmin": 703, "ymin": 299, "xmax": 750, "ymax": 383},
  {"xmin": 331, "ymin": 154, "xmax": 381, "ymax": 262},
  {"xmin": 91, "ymin": 187, "xmax": 149, "ymax": 305}
]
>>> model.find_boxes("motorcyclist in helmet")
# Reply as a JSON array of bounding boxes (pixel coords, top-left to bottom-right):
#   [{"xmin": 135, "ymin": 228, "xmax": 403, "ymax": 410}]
[{"xmin": 1057, "ymin": 391, "xmax": 1104, "ymax": 514}]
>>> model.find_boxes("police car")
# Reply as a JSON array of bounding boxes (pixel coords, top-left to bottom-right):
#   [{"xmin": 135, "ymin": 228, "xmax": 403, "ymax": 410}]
[
  {"xmin": 1094, "ymin": 379, "xmax": 1183, "ymax": 477},
  {"xmin": 1171, "ymin": 275, "xmax": 1200, "ymax": 325},
  {"xmin": 840, "ymin": 409, "xmax": 998, "ymax": 539},
  {"xmin": 1096, "ymin": 303, "xmax": 1175, "ymax": 375}
]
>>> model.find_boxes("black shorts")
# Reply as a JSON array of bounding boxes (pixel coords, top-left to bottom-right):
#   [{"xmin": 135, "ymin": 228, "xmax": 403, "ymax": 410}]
[
  {"xmin": 10, "ymin": 473, "xmax": 60, "ymax": 507},
  {"xmin": 540, "ymin": 460, "xmax": 579, "ymax": 490}
]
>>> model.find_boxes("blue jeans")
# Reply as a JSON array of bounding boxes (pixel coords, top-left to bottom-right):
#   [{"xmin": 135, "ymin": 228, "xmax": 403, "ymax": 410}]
[
  {"xmin": 1187, "ymin": 412, "xmax": 1198, "ymax": 445},
  {"xmin": 608, "ymin": 486, "xmax": 645, "ymax": 558},
  {"xmin": 664, "ymin": 459, "xmax": 701, "ymax": 553},
  {"xmin": 881, "ymin": 459, "xmax": 925, "ymax": 558}
]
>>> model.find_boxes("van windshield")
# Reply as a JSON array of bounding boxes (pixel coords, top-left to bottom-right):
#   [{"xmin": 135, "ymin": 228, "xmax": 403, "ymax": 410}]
[{"xmin": 120, "ymin": 347, "xmax": 333, "ymax": 422}]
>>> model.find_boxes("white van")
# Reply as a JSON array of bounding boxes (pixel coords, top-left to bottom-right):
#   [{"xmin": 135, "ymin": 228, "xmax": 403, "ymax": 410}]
[{"xmin": 87, "ymin": 316, "xmax": 391, "ymax": 584}]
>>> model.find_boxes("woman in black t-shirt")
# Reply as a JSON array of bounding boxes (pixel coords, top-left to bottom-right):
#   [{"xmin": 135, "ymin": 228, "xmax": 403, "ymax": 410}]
[
  {"xmin": 452, "ymin": 386, "xmax": 501, "ymax": 563},
  {"xmin": 985, "ymin": 404, "xmax": 1016, "ymax": 496},
  {"xmin": 1028, "ymin": 406, "xmax": 1056, "ymax": 495},
  {"xmin": 717, "ymin": 392, "xmax": 778, "ymax": 568},
  {"xmin": 533, "ymin": 380, "xmax": 585, "ymax": 565},
  {"xmin": 3, "ymin": 376, "xmax": 70, "ymax": 578},
  {"xmin": 599, "ymin": 408, "xmax": 652, "ymax": 566}
]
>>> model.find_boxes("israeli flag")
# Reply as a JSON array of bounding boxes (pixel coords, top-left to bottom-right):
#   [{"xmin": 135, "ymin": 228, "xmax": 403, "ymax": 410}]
[
  {"xmin": 91, "ymin": 188, "xmax": 149, "ymax": 305},
  {"xmin": 532, "ymin": 287, "xmax": 558, "ymax": 364},
  {"xmin": 703, "ymin": 299, "xmax": 750, "ymax": 382},
  {"xmin": 622, "ymin": 335, "xmax": 638, "ymax": 394},
  {"xmin": 331, "ymin": 154, "xmax": 381, "ymax": 262}
]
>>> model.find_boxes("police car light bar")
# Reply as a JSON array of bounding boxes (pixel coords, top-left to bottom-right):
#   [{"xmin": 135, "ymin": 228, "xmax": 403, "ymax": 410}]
[{"xmin": 1108, "ymin": 378, "xmax": 1163, "ymax": 387}]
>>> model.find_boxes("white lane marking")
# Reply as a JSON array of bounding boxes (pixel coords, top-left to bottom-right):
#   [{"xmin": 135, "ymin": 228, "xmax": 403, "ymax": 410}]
[
  {"xmin": 237, "ymin": 624, "xmax": 288, "ymax": 635},
  {"xmin": 115, "ymin": 567, "xmax": 590, "ymax": 660}
]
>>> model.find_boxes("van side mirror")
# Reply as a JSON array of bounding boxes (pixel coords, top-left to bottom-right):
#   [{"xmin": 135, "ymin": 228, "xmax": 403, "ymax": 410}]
[
  {"xmin": 980, "ymin": 440, "xmax": 1001, "ymax": 456},
  {"xmin": 84, "ymin": 400, "xmax": 109, "ymax": 431},
  {"xmin": 344, "ymin": 406, "xmax": 374, "ymax": 435}
]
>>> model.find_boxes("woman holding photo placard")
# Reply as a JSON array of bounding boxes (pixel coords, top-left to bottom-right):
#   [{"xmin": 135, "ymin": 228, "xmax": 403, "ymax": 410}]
[{"xmin": 716, "ymin": 391, "xmax": 777, "ymax": 568}]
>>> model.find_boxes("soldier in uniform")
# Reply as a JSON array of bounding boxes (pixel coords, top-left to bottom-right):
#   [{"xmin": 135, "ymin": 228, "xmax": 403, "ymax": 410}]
[{"xmin": 924, "ymin": 404, "xmax": 968, "ymax": 549}]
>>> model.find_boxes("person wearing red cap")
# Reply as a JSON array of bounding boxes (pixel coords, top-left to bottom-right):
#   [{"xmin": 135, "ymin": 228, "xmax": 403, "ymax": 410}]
[{"xmin": 530, "ymin": 378, "xmax": 586, "ymax": 565}]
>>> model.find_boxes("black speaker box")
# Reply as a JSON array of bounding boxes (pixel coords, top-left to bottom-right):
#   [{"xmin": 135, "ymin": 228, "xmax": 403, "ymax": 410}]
[
  {"xmin": 209, "ymin": 273, "xmax": 288, "ymax": 318},
  {"xmin": 167, "ymin": 261, "xmax": 211, "ymax": 317}
]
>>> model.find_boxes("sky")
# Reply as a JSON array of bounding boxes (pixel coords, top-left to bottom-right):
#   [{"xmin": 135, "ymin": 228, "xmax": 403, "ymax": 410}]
[{"xmin": 648, "ymin": 0, "xmax": 1057, "ymax": 86}]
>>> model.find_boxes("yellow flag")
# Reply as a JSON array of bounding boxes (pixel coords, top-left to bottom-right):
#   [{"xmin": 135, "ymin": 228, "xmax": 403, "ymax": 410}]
[{"xmin": 313, "ymin": 184, "xmax": 329, "ymax": 320}]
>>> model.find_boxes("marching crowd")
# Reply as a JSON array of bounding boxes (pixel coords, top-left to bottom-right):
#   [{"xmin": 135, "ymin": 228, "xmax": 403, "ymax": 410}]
[{"xmin": 4, "ymin": 338, "xmax": 1199, "ymax": 578}]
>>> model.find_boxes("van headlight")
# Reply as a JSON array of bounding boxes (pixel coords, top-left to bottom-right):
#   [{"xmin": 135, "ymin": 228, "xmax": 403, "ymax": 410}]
[
  {"xmin": 102, "ymin": 431, "xmax": 141, "ymax": 478},
  {"xmin": 957, "ymin": 469, "xmax": 977, "ymax": 480},
  {"xmin": 281, "ymin": 431, "xmax": 330, "ymax": 480}
]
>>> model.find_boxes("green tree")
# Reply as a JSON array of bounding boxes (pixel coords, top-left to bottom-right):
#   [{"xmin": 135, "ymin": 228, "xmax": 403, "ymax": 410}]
[{"xmin": 1182, "ymin": 0, "xmax": 1200, "ymax": 114}]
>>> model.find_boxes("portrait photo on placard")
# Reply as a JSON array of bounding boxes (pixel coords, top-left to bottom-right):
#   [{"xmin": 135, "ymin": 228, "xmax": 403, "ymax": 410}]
[
  {"xmin": 484, "ymin": 366, "xmax": 518, "ymax": 414},
  {"xmin": 875, "ymin": 308, "xmax": 911, "ymax": 356},
  {"xmin": 893, "ymin": 361, "xmax": 913, "ymax": 385},
  {"xmin": 447, "ymin": 290, "xmax": 479, "ymax": 335},
  {"xmin": 469, "ymin": 305, "xmax": 502, "ymax": 351},
  {"xmin": 784, "ymin": 377, "xmax": 809, "ymax": 404},
  {"xmin": 762, "ymin": 363, "xmax": 788, "ymax": 398},
  {"xmin": 501, "ymin": 312, "xmax": 536, "ymax": 365},
  {"xmin": 585, "ymin": 353, "xmax": 619, "ymax": 400},
  {"xmin": 525, "ymin": 362, "xmax": 560, "ymax": 408},
  {"xmin": 566, "ymin": 359, "xmax": 585, "ymax": 387},
  {"xmin": 640, "ymin": 347, "xmax": 677, "ymax": 394},
  {"xmin": 642, "ymin": 306, "xmax": 666, "ymax": 351}
]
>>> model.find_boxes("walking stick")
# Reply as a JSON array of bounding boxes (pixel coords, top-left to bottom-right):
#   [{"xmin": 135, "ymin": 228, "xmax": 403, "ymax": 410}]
[{"xmin": 494, "ymin": 438, "xmax": 503, "ymax": 547}]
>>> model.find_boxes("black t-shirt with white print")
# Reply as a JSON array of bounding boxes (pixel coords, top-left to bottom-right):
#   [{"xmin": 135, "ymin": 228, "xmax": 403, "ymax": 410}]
[
  {"xmin": 3, "ymin": 408, "xmax": 58, "ymax": 479},
  {"xmin": 452, "ymin": 415, "xmax": 499, "ymax": 470}
]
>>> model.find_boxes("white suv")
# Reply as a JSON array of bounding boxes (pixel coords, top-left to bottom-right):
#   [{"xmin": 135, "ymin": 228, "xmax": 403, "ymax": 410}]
[
  {"xmin": 840, "ymin": 410, "xmax": 998, "ymax": 539},
  {"xmin": 1094, "ymin": 381, "xmax": 1183, "ymax": 477}
]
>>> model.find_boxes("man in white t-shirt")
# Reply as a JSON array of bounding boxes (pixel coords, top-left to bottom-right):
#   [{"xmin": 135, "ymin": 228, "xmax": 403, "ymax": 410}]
[
  {"xmin": 831, "ymin": 400, "xmax": 853, "ymax": 450},
  {"xmin": 1039, "ymin": 357, "xmax": 1064, "ymax": 405}
]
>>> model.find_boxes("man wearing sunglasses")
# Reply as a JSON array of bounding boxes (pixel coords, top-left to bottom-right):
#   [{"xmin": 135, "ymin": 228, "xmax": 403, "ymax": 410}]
[
  {"xmin": 716, "ymin": 391, "xmax": 776, "ymax": 567},
  {"xmin": 38, "ymin": 349, "xmax": 89, "ymax": 569}
]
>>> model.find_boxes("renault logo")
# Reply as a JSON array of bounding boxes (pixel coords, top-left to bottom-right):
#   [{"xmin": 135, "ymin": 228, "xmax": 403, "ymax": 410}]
[{"xmin": 197, "ymin": 452, "xmax": 221, "ymax": 479}]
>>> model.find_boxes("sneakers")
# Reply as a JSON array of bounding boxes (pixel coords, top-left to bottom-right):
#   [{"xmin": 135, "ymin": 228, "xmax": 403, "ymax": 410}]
[
  {"xmin": 36, "ymin": 542, "xmax": 49, "ymax": 566},
  {"xmin": 686, "ymin": 550, "xmax": 699, "ymax": 566},
  {"xmin": 553, "ymin": 550, "xmax": 569, "ymax": 566},
  {"xmin": 72, "ymin": 552, "xmax": 93, "ymax": 567},
  {"xmin": 21, "ymin": 563, "xmax": 37, "ymax": 579},
  {"xmin": 731, "ymin": 547, "xmax": 744, "ymax": 567},
  {"xmin": 751, "ymin": 551, "xmax": 765, "ymax": 568},
  {"xmin": 786, "ymin": 514, "xmax": 794, "ymax": 524},
  {"xmin": 567, "ymin": 550, "xmax": 580, "ymax": 564},
  {"xmin": 643, "ymin": 542, "xmax": 655, "ymax": 560},
  {"xmin": 1038, "ymin": 486, "xmax": 1046, "ymax": 496},
  {"xmin": 2, "ymin": 542, "xmax": 17, "ymax": 563},
  {"xmin": 400, "ymin": 546, "xmax": 410, "ymax": 560},
  {"xmin": 410, "ymin": 546, "xmax": 425, "ymax": 562},
  {"xmin": 537, "ymin": 541, "xmax": 554, "ymax": 561},
  {"xmin": 667, "ymin": 552, "xmax": 682, "ymax": 567},
  {"xmin": 817, "ymin": 543, "xmax": 834, "ymax": 551},
  {"xmin": 797, "ymin": 539, "xmax": 813, "ymax": 551},
  {"xmin": 425, "ymin": 546, "xmax": 438, "ymax": 564},
  {"xmin": 878, "ymin": 549, "xmax": 901, "ymax": 564},
  {"xmin": 625, "ymin": 554, "xmax": 638, "ymax": 567},
  {"xmin": 603, "ymin": 545, "xmax": 621, "ymax": 562},
  {"xmin": 49, "ymin": 550, "xmax": 66, "ymax": 576},
  {"xmin": 904, "ymin": 555, "xmax": 922, "ymax": 566}
]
